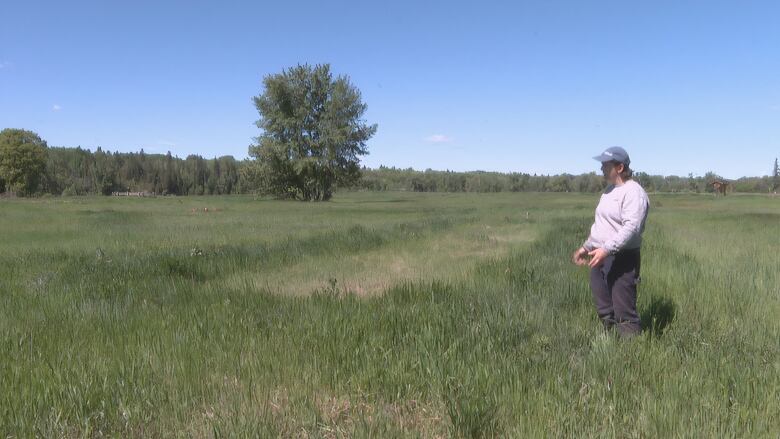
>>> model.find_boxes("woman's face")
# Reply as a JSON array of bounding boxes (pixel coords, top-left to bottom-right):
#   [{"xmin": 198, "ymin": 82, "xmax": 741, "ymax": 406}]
[{"xmin": 600, "ymin": 161, "xmax": 623, "ymax": 184}]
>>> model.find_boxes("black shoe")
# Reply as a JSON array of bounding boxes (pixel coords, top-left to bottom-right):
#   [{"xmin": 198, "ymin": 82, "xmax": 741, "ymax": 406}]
[{"xmin": 601, "ymin": 317, "xmax": 616, "ymax": 333}]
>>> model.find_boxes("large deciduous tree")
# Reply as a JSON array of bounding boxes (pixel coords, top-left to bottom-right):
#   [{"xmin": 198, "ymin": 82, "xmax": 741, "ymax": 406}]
[
  {"xmin": 248, "ymin": 64, "xmax": 377, "ymax": 201},
  {"xmin": 0, "ymin": 128, "xmax": 48, "ymax": 196}
]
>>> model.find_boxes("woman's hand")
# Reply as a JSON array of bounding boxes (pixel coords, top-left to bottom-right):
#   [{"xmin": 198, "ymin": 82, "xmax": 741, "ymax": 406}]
[
  {"xmin": 571, "ymin": 247, "xmax": 589, "ymax": 266},
  {"xmin": 588, "ymin": 248, "xmax": 609, "ymax": 268}
]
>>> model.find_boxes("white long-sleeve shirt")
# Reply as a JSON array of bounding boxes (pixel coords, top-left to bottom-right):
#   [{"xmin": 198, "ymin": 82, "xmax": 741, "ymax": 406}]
[{"xmin": 583, "ymin": 180, "xmax": 649, "ymax": 254}]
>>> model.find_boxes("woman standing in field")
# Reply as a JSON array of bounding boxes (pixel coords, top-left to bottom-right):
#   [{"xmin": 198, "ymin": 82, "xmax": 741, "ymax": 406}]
[{"xmin": 572, "ymin": 147, "xmax": 649, "ymax": 338}]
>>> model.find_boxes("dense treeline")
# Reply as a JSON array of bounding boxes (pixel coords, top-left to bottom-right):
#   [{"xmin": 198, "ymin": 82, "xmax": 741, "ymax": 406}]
[
  {"xmin": 2, "ymin": 129, "xmax": 777, "ymax": 196},
  {"xmin": 358, "ymin": 166, "xmax": 779, "ymax": 194},
  {"xmin": 15, "ymin": 149, "xmax": 780, "ymax": 196},
  {"xmin": 44, "ymin": 147, "xmax": 242, "ymax": 195},
  {"xmin": 358, "ymin": 167, "xmax": 603, "ymax": 193},
  {"xmin": 14, "ymin": 150, "xmax": 780, "ymax": 196}
]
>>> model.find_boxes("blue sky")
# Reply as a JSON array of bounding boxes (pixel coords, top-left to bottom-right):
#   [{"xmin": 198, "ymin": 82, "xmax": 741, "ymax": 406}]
[{"xmin": 1, "ymin": 0, "xmax": 778, "ymax": 178}]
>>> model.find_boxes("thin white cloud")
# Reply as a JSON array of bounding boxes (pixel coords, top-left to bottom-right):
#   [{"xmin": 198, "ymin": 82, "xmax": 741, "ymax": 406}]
[
  {"xmin": 425, "ymin": 134, "xmax": 453, "ymax": 143},
  {"xmin": 52, "ymin": 104, "xmax": 62, "ymax": 112},
  {"xmin": 0, "ymin": 61, "xmax": 11, "ymax": 70},
  {"xmin": 770, "ymin": 104, "xmax": 780, "ymax": 111},
  {"xmin": 157, "ymin": 140, "xmax": 177, "ymax": 147}
]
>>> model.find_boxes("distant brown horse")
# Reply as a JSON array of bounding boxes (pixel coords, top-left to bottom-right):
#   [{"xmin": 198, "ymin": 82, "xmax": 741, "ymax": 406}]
[{"xmin": 711, "ymin": 180, "xmax": 729, "ymax": 196}]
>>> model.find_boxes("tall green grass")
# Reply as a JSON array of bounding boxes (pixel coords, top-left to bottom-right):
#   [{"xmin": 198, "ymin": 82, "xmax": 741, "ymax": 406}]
[{"xmin": 0, "ymin": 192, "xmax": 778, "ymax": 437}]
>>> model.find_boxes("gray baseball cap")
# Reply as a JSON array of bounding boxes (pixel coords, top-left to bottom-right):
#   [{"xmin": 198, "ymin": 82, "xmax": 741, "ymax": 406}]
[{"xmin": 593, "ymin": 146, "xmax": 630, "ymax": 165}]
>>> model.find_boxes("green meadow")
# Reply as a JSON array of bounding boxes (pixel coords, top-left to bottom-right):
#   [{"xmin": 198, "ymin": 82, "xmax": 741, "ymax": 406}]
[{"xmin": 1, "ymin": 192, "xmax": 778, "ymax": 437}]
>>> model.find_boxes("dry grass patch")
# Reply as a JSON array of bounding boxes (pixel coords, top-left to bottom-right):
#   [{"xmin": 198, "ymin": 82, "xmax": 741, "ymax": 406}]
[
  {"xmin": 188, "ymin": 385, "xmax": 450, "ymax": 438},
  {"xmin": 224, "ymin": 223, "xmax": 536, "ymax": 297}
]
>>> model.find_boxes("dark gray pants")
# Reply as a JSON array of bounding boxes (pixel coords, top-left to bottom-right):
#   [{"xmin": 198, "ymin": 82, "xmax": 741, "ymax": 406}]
[{"xmin": 589, "ymin": 248, "xmax": 641, "ymax": 337}]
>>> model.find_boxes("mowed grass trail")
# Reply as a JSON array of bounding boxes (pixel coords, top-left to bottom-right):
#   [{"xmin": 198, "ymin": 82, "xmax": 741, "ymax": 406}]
[{"xmin": 1, "ymin": 192, "xmax": 778, "ymax": 437}]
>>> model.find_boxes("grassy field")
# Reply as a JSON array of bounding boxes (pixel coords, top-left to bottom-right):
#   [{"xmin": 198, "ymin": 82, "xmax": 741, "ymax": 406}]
[{"xmin": 1, "ymin": 191, "xmax": 779, "ymax": 437}]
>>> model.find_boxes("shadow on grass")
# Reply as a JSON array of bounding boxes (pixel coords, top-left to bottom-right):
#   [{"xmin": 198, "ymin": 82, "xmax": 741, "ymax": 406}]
[{"xmin": 641, "ymin": 296, "xmax": 676, "ymax": 338}]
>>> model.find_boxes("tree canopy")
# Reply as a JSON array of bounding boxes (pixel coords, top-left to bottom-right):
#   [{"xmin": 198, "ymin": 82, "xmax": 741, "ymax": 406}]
[
  {"xmin": 248, "ymin": 64, "xmax": 377, "ymax": 201},
  {"xmin": 0, "ymin": 128, "xmax": 48, "ymax": 196}
]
